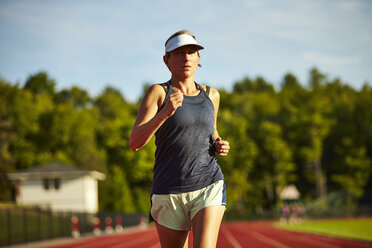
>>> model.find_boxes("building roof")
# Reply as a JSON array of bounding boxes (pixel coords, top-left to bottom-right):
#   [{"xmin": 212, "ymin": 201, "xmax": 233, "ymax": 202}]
[
  {"xmin": 279, "ymin": 184, "xmax": 300, "ymax": 200},
  {"xmin": 7, "ymin": 162, "xmax": 105, "ymax": 181}
]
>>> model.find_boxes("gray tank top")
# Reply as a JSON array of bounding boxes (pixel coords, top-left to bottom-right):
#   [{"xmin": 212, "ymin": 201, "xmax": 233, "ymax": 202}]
[{"xmin": 152, "ymin": 81, "xmax": 224, "ymax": 194}]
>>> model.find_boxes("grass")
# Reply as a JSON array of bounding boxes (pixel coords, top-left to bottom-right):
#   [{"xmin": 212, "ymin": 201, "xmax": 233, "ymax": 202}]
[{"xmin": 275, "ymin": 218, "xmax": 372, "ymax": 242}]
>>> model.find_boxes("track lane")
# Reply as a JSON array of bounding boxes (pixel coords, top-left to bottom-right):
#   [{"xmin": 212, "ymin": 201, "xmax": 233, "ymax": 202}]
[
  {"xmin": 44, "ymin": 228, "xmax": 159, "ymax": 248},
  {"xmin": 219, "ymin": 225, "xmax": 243, "ymax": 248},
  {"xmin": 43, "ymin": 221, "xmax": 372, "ymax": 248},
  {"xmin": 224, "ymin": 221, "xmax": 372, "ymax": 248}
]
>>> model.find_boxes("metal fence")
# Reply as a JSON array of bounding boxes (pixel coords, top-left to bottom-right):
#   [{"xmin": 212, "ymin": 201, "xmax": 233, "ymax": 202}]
[{"xmin": 0, "ymin": 205, "xmax": 146, "ymax": 247}]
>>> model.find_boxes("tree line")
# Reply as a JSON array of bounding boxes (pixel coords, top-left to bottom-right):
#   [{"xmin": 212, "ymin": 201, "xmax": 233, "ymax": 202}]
[{"xmin": 0, "ymin": 68, "xmax": 371, "ymax": 216}]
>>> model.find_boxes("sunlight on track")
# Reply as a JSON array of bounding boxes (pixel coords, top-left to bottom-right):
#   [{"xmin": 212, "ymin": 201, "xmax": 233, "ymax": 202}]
[
  {"xmin": 271, "ymin": 228, "xmax": 341, "ymax": 248},
  {"xmin": 221, "ymin": 222, "xmax": 372, "ymax": 248},
  {"xmin": 250, "ymin": 231, "xmax": 290, "ymax": 248},
  {"xmin": 108, "ymin": 232, "xmax": 156, "ymax": 248},
  {"xmin": 39, "ymin": 221, "xmax": 372, "ymax": 248},
  {"xmin": 220, "ymin": 225, "xmax": 243, "ymax": 248}
]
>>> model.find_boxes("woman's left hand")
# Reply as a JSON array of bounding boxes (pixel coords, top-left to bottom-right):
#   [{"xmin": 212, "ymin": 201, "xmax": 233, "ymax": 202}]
[{"xmin": 215, "ymin": 137, "xmax": 230, "ymax": 156}]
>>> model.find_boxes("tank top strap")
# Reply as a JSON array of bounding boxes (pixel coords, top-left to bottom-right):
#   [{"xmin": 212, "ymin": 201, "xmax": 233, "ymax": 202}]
[
  {"xmin": 159, "ymin": 82, "xmax": 168, "ymax": 93},
  {"xmin": 196, "ymin": 82, "xmax": 210, "ymax": 97},
  {"xmin": 158, "ymin": 80, "xmax": 172, "ymax": 111}
]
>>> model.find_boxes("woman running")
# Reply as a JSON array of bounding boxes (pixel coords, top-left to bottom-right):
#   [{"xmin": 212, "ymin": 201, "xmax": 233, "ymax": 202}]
[{"xmin": 129, "ymin": 30, "xmax": 230, "ymax": 248}]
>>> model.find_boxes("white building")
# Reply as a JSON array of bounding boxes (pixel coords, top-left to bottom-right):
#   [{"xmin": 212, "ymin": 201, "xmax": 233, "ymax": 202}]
[{"xmin": 7, "ymin": 163, "xmax": 105, "ymax": 213}]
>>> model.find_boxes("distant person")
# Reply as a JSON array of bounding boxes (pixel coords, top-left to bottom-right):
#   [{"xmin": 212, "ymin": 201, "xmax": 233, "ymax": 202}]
[
  {"xmin": 297, "ymin": 203, "xmax": 306, "ymax": 223},
  {"xmin": 129, "ymin": 30, "xmax": 230, "ymax": 248},
  {"xmin": 281, "ymin": 204, "xmax": 290, "ymax": 223},
  {"xmin": 290, "ymin": 203, "xmax": 299, "ymax": 224}
]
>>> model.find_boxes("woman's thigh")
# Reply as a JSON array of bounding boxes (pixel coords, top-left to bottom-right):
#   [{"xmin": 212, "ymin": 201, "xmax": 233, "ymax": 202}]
[
  {"xmin": 191, "ymin": 205, "xmax": 225, "ymax": 248},
  {"xmin": 155, "ymin": 222, "xmax": 189, "ymax": 248}
]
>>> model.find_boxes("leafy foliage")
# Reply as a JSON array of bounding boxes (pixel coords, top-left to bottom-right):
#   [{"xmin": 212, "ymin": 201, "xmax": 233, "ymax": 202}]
[{"xmin": 0, "ymin": 69, "xmax": 371, "ymax": 215}]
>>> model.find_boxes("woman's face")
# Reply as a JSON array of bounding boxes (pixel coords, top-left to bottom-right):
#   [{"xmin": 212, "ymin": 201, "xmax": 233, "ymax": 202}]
[{"xmin": 164, "ymin": 45, "xmax": 200, "ymax": 80}]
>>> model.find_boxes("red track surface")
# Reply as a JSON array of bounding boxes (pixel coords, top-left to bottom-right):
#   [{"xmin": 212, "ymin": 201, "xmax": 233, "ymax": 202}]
[{"xmin": 44, "ymin": 221, "xmax": 372, "ymax": 248}]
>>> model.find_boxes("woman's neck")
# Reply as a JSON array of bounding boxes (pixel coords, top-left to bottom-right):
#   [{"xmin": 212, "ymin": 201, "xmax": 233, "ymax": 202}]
[{"xmin": 171, "ymin": 76, "xmax": 199, "ymax": 96}]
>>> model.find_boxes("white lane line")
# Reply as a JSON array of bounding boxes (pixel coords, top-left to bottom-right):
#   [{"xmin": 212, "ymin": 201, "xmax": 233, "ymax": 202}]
[
  {"xmin": 276, "ymin": 231, "xmax": 341, "ymax": 248},
  {"xmin": 298, "ymin": 237, "xmax": 340, "ymax": 248},
  {"xmin": 250, "ymin": 230, "xmax": 291, "ymax": 248},
  {"xmin": 73, "ymin": 238, "xmax": 116, "ymax": 248},
  {"xmin": 221, "ymin": 225, "xmax": 243, "ymax": 248},
  {"xmin": 72, "ymin": 229, "xmax": 155, "ymax": 248},
  {"xmin": 109, "ymin": 232, "xmax": 156, "ymax": 248}
]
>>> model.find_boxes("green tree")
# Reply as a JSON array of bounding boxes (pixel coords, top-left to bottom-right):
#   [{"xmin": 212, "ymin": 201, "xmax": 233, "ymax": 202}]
[
  {"xmin": 279, "ymin": 69, "xmax": 332, "ymax": 199},
  {"xmin": 94, "ymin": 86, "xmax": 153, "ymax": 212},
  {"xmin": 323, "ymin": 79, "xmax": 372, "ymax": 203},
  {"xmin": 55, "ymin": 86, "xmax": 91, "ymax": 108},
  {"xmin": 218, "ymin": 91, "xmax": 258, "ymax": 215},
  {"xmin": 2, "ymin": 69, "xmax": 371, "ymax": 215},
  {"xmin": 10, "ymin": 87, "xmax": 54, "ymax": 169},
  {"xmin": 0, "ymin": 78, "xmax": 17, "ymax": 200},
  {"xmin": 24, "ymin": 71, "xmax": 56, "ymax": 96},
  {"xmin": 100, "ymin": 165, "xmax": 136, "ymax": 212},
  {"xmin": 233, "ymin": 76, "xmax": 275, "ymax": 94},
  {"xmin": 257, "ymin": 121, "xmax": 295, "ymax": 205}
]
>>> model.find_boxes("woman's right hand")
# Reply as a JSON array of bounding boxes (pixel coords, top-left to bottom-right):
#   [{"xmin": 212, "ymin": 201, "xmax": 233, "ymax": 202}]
[{"xmin": 161, "ymin": 90, "xmax": 183, "ymax": 118}]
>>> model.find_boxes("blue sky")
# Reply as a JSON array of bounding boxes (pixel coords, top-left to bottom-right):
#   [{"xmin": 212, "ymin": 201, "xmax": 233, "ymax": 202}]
[{"xmin": 1, "ymin": 0, "xmax": 371, "ymax": 102}]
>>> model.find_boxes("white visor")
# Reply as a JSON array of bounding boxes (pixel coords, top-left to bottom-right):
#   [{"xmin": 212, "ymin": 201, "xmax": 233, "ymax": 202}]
[{"xmin": 165, "ymin": 33, "xmax": 204, "ymax": 53}]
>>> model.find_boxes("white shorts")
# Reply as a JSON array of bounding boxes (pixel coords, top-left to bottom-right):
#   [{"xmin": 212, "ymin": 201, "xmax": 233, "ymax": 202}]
[{"xmin": 150, "ymin": 180, "xmax": 226, "ymax": 231}]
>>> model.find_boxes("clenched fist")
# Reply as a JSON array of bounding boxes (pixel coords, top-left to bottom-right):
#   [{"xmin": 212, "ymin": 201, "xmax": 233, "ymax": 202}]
[
  {"xmin": 162, "ymin": 90, "xmax": 184, "ymax": 118},
  {"xmin": 215, "ymin": 137, "xmax": 230, "ymax": 156}
]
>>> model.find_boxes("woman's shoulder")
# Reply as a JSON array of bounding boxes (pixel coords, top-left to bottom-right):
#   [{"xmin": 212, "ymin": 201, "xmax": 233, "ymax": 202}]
[
  {"xmin": 141, "ymin": 83, "xmax": 168, "ymax": 107},
  {"xmin": 147, "ymin": 83, "xmax": 168, "ymax": 95},
  {"xmin": 199, "ymin": 84, "xmax": 219, "ymax": 99}
]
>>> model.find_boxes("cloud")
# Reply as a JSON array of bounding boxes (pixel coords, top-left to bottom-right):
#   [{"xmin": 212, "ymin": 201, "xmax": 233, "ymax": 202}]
[
  {"xmin": 339, "ymin": 1, "xmax": 360, "ymax": 11},
  {"xmin": 303, "ymin": 52, "xmax": 361, "ymax": 68},
  {"xmin": 1, "ymin": 0, "xmax": 371, "ymax": 101}
]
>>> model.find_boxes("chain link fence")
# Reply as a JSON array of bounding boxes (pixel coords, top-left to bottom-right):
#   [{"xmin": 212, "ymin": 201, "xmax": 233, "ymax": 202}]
[{"xmin": 0, "ymin": 205, "xmax": 146, "ymax": 247}]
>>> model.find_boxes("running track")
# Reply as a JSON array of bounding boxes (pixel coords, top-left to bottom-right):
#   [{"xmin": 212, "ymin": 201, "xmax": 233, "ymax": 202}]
[{"xmin": 44, "ymin": 221, "xmax": 372, "ymax": 248}]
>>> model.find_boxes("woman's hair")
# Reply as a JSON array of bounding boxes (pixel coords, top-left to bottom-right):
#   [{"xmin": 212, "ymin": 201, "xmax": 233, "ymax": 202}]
[{"xmin": 164, "ymin": 30, "xmax": 202, "ymax": 67}]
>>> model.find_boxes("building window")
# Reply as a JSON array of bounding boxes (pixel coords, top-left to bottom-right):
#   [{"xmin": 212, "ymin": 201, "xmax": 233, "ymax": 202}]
[
  {"xmin": 43, "ymin": 178, "xmax": 49, "ymax": 190},
  {"xmin": 42, "ymin": 178, "xmax": 61, "ymax": 190},
  {"xmin": 54, "ymin": 178, "xmax": 60, "ymax": 190}
]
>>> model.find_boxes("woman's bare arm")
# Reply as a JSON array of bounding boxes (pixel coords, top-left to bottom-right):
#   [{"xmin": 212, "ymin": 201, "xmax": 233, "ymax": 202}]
[{"xmin": 129, "ymin": 84, "xmax": 183, "ymax": 151}]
